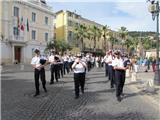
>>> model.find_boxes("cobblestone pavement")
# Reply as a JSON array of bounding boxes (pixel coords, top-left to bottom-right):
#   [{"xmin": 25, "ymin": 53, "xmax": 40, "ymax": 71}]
[
  {"xmin": 1, "ymin": 67, "xmax": 160, "ymax": 120},
  {"xmin": 126, "ymin": 66, "xmax": 160, "ymax": 105}
]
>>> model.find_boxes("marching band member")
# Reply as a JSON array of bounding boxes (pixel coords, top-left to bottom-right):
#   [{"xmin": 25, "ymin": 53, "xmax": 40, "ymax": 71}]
[
  {"xmin": 72, "ymin": 53, "xmax": 87, "ymax": 99},
  {"xmin": 31, "ymin": 48, "xmax": 47, "ymax": 97},
  {"xmin": 113, "ymin": 51, "xmax": 128, "ymax": 102},
  {"xmin": 106, "ymin": 50, "xmax": 115, "ymax": 88}
]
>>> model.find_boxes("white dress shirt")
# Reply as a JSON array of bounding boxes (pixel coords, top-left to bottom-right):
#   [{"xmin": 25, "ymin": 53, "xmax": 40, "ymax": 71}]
[
  {"xmin": 31, "ymin": 56, "xmax": 41, "ymax": 68},
  {"xmin": 106, "ymin": 55, "xmax": 113, "ymax": 66},
  {"xmin": 73, "ymin": 62, "xmax": 86, "ymax": 73},
  {"xmin": 48, "ymin": 55, "xmax": 55, "ymax": 63},
  {"xmin": 112, "ymin": 58, "xmax": 124, "ymax": 68}
]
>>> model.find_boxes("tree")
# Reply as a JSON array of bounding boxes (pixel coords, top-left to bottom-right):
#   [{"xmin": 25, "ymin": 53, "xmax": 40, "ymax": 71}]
[
  {"xmin": 141, "ymin": 36, "xmax": 152, "ymax": 50},
  {"xmin": 108, "ymin": 31, "xmax": 115, "ymax": 49},
  {"xmin": 102, "ymin": 25, "xmax": 110, "ymax": 51},
  {"xmin": 118, "ymin": 26, "xmax": 128, "ymax": 52},
  {"xmin": 91, "ymin": 25, "xmax": 100, "ymax": 51},
  {"xmin": 45, "ymin": 39, "xmax": 55, "ymax": 51},
  {"xmin": 86, "ymin": 26, "xmax": 94, "ymax": 50},
  {"xmin": 55, "ymin": 40, "xmax": 72, "ymax": 54},
  {"xmin": 74, "ymin": 24, "xmax": 87, "ymax": 52},
  {"xmin": 45, "ymin": 39, "xmax": 72, "ymax": 54}
]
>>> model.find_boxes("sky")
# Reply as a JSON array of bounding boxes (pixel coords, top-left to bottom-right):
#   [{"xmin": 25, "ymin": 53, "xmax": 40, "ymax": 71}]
[{"xmin": 46, "ymin": 0, "xmax": 159, "ymax": 32}]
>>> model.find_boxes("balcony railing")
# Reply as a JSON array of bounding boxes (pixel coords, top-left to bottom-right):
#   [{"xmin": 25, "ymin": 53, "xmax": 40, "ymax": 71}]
[{"xmin": 9, "ymin": 35, "xmax": 25, "ymax": 43}]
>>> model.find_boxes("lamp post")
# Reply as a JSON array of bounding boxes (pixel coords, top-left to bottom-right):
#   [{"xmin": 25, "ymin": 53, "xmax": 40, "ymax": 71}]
[{"xmin": 148, "ymin": 0, "xmax": 160, "ymax": 85}]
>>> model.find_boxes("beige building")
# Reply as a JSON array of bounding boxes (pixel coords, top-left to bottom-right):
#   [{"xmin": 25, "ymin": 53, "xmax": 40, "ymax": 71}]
[
  {"xmin": 55, "ymin": 10, "xmax": 104, "ymax": 54},
  {"xmin": 0, "ymin": 0, "xmax": 55, "ymax": 64}
]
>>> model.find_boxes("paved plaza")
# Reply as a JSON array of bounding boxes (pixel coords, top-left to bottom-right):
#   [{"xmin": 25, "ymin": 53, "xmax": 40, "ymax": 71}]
[{"xmin": 1, "ymin": 65, "xmax": 160, "ymax": 120}]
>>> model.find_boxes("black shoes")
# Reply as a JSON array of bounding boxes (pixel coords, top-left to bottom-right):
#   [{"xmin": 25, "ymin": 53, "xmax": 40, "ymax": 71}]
[
  {"xmin": 121, "ymin": 93, "xmax": 125, "ymax": 97},
  {"xmin": 81, "ymin": 89, "xmax": 84, "ymax": 94},
  {"xmin": 50, "ymin": 81, "xmax": 54, "ymax": 84},
  {"xmin": 75, "ymin": 96, "xmax": 79, "ymax": 99},
  {"xmin": 44, "ymin": 88, "xmax": 47, "ymax": 93},
  {"xmin": 117, "ymin": 96, "xmax": 122, "ymax": 102},
  {"xmin": 111, "ymin": 85, "xmax": 114, "ymax": 88},
  {"xmin": 33, "ymin": 92, "xmax": 40, "ymax": 97}
]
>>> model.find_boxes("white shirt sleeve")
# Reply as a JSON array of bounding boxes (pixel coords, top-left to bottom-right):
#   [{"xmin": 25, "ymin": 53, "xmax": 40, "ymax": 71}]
[{"xmin": 31, "ymin": 57, "xmax": 35, "ymax": 65}]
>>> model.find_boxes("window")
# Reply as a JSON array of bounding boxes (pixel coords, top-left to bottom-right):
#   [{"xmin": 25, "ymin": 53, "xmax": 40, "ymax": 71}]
[
  {"xmin": 68, "ymin": 31, "xmax": 72, "ymax": 37},
  {"xmin": 45, "ymin": 33, "xmax": 48, "ymax": 41},
  {"xmin": 32, "ymin": 30, "xmax": 36, "ymax": 40},
  {"xmin": 14, "ymin": 7, "xmax": 19, "ymax": 17},
  {"xmin": 45, "ymin": 16, "xmax": 48, "ymax": 25},
  {"xmin": 54, "ymin": 33, "xmax": 56, "ymax": 40},
  {"xmin": 75, "ymin": 22, "xmax": 79, "ymax": 27},
  {"xmin": 68, "ymin": 31, "xmax": 73, "ymax": 42},
  {"xmin": 68, "ymin": 20, "xmax": 72, "ymax": 26},
  {"xmin": 32, "ymin": 12, "xmax": 36, "ymax": 22},
  {"xmin": 68, "ymin": 12, "xmax": 73, "ymax": 17},
  {"xmin": 13, "ymin": 27, "xmax": 19, "ymax": 36},
  {"xmin": 75, "ymin": 15, "xmax": 79, "ymax": 19}
]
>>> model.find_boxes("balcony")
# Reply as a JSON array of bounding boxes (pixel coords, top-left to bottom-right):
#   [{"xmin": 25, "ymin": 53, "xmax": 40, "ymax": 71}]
[{"xmin": 9, "ymin": 35, "xmax": 26, "ymax": 44}]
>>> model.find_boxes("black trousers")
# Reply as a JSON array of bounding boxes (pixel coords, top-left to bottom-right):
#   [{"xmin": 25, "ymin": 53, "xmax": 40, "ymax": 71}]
[
  {"xmin": 87, "ymin": 61, "xmax": 91, "ymax": 72},
  {"xmin": 63, "ymin": 61, "xmax": 69, "ymax": 74},
  {"xmin": 74, "ymin": 73, "xmax": 85, "ymax": 97},
  {"xmin": 59, "ymin": 63, "xmax": 64, "ymax": 78},
  {"xmin": 69, "ymin": 62, "xmax": 73, "ymax": 71},
  {"xmin": 105, "ymin": 63, "xmax": 108, "ymax": 77},
  {"xmin": 50, "ymin": 64, "xmax": 59, "ymax": 82},
  {"xmin": 34, "ymin": 68, "xmax": 46, "ymax": 93},
  {"xmin": 108, "ymin": 65, "xmax": 115, "ymax": 87},
  {"xmin": 115, "ymin": 70, "xmax": 126, "ymax": 97}
]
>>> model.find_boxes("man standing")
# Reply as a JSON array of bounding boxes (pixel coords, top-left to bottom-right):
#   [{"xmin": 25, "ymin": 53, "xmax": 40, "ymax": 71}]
[
  {"xmin": 31, "ymin": 48, "xmax": 47, "ymax": 97},
  {"xmin": 63, "ymin": 53, "xmax": 69, "ymax": 74},
  {"xmin": 113, "ymin": 51, "xmax": 128, "ymax": 102},
  {"xmin": 106, "ymin": 50, "xmax": 115, "ymax": 88},
  {"xmin": 72, "ymin": 53, "xmax": 87, "ymax": 99},
  {"xmin": 104, "ymin": 51, "xmax": 109, "ymax": 77},
  {"xmin": 49, "ymin": 50, "xmax": 59, "ymax": 84}
]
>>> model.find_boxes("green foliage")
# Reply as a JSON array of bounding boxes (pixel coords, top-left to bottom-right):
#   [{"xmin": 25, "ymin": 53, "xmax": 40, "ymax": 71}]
[
  {"xmin": 141, "ymin": 37, "xmax": 152, "ymax": 50},
  {"xmin": 90, "ymin": 25, "xmax": 101, "ymax": 51},
  {"xmin": 45, "ymin": 39, "xmax": 72, "ymax": 54},
  {"xmin": 55, "ymin": 40, "xmax": 72, "ymax": 53},
  {"xmin": 74, "ymin": 24, "xmax": 88, "ymax": 51},
  {"xmin": 45, "ymin": 39, "xmax": 54, "ymax": 51},
  {"xmin": 118, "ymin": 26, "xmax": 128, "ymax": 40}
]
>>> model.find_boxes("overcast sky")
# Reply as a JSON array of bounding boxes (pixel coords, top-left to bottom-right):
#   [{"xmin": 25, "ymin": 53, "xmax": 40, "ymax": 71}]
[{"xmin": 46, "ymin": 0, "xmax": 159, "ymax": 32}]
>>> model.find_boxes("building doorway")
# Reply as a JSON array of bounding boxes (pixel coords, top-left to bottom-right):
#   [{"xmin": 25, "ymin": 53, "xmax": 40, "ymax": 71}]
[{"xmin": 14, "ymin": 46, "xmax": 21, "ymax": 63}]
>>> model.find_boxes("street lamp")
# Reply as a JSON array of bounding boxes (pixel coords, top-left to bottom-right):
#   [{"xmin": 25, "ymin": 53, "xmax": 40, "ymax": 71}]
[{"xmin": 148, "ymin": 0, "xmax": 160, "ymax": 85}]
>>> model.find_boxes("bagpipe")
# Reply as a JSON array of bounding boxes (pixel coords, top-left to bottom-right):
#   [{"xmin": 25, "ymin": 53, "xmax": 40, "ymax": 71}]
[
  {"xmin": 54, "ymin": 56, "xmax": 60, "ymax": 62},
  {"xmin": 40, "ymin": 58, "xmax": 47, "ymax": 65}
]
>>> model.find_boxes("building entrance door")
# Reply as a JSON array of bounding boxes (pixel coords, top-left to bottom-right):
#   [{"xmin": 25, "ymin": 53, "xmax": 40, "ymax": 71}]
[{"xmin": 14, "ymin": 46, "xmax": 21, "ymax": 63}]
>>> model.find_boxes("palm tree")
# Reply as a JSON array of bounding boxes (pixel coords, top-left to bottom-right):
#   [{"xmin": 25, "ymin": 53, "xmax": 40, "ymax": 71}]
[
  {"xmin": 108, "ymin": 31, "xmax": 115, "ymax": 49},
  {"xmin": 86, "ymin": 26, "xmax": 94, "ymax": 50},
  {"xmin": 91, "ymin": 25, "xmax": 99, "ymax": 51},
  {"xmin": 74, "ymin": 24, "xmax": 87, "ymax": 52},
  {"xmin": 102, "ymin": 25, "xmax": 110, "ymax": 51},
  {"xmin": 97, "ymin": 27, "xmax": 102, "ymax": 42},
  {"xmin": 118, "ymin": 26, "xmax": 128, "ymax": 52}
]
